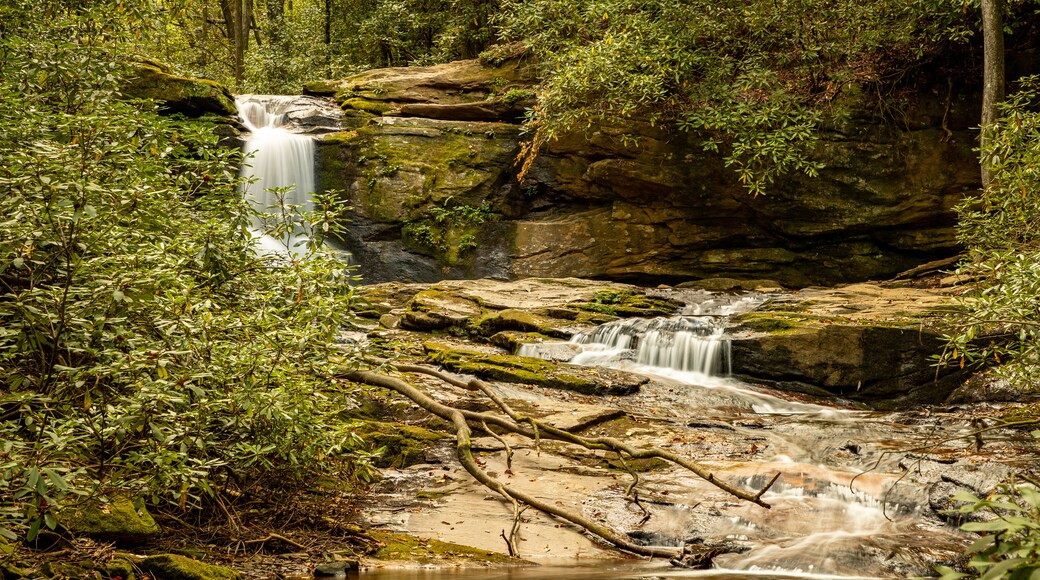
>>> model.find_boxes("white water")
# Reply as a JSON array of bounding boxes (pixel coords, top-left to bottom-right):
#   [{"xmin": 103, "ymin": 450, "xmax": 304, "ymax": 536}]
[
  {"xmin": 568, "ymin": 316, "xmax": 731, "ymax": 376},
  {"xmin": 237, "ymin": 95, "xmax": 316, "ymax": 255}
]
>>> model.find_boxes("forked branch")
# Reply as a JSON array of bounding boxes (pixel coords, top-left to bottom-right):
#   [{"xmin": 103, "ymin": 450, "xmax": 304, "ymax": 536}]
[{"xmin": 341, "ymin": 365, "xmax": 780, "ymax": 558}]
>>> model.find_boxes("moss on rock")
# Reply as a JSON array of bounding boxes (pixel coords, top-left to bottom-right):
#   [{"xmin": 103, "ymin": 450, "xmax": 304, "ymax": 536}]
[
  {"xmin": 341, "ymin": 97, "xmax": 396, "ymax": 115},
  {"xmin": 137, "ymin": 554, "xmax": 240, "ymax": 580},
  {"xmin": 369, "ymin": 531, "xmax": 517, "ymax": 564},
  {"xmin": 106, "ymin": 559, "xmax": 136, "ymax": 580},
  {"xmin": 352, "ymin": 420, "xmax": 449, "ymax": 468},
  {"xmin": 424, "ymin": 341, "xmax": 639, "ymax": 396},
  {"xmin": 489, "ymin": 330, "xmax": 554, "ymax": 352},
  {"xmin": 732, "ymin": 312, "xmax": 810, "ymax": 334},
  {"xmin": 476, "ymin": 309, "xmax": 573, "ymax": 338},
  {"xmin": 402, "ymin": 289, "xmax": 485, "ymax": 331},
  {"xmin": 122, "ymin": 60, "xmax": 236, "ymax": 117},
  {"xmin": 62, "ymin": 496, "xmax": 159, "ymax": 544},
  {"xmin": 571, "ymin": 289, "xmax": 680, "ymax": 318}
]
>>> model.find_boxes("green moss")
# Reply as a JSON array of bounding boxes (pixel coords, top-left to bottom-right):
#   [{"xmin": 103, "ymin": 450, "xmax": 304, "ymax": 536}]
[
  {"xmin": 106, "ymin": 559, "xmax": 135, "ymax": 580},
  {"xmin": 302, "ymin": 80, "xmax": 342, "ymax": 95},
  {"xmin": 424, "ymin": 342, "xmax": 624, "ymax": 395},
  {"xmin": 500, "ymin": 88, "xmax": 536, "ymax": 105},
  {"xmin": 121, "ymin": 62, "xmax": 236, "ymax": 117},
  {"xmin": 138, "ymin": 554, "xmax": 240, "ymax": 580},
  {"xmin": 370, "ymin": 531, "xmax": 516, "ymax": 564},
  {"xmin": 735, "ymin": 314, "xmax": 802, "ymax": 333},
  {"xmin": 320, "ymin": 130, "xmax": 362, "ymax": 146},
  {"xmin": 476, "ymin": 309, "xmax": 571, "ymax": 338},
  {"xmin": 62, "ymin": 496, "xmax": 159, "ymax": 543},
  {"xmin": 352, "ymin": 420, "xmax": 449, "ymax": 468},
  {"xmin": 489, "ymin": 330, "xmax": 553, "ymax": 352},
  {"xmin": 341, "ymin": 97, "xmax": 395, "ymax": 115},
  {"xmin": 571, "ymin": 290, "xmax": 680, "ymax": 318},
  {"xmin": 401, "ymin": 201, "xmax": 494, "ymax": 266}
]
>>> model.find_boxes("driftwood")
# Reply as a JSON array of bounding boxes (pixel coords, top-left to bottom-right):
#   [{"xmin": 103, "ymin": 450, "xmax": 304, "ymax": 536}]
[{"xmin": 341, "ymin": 364, "xmax": 781, "ymax": 559}]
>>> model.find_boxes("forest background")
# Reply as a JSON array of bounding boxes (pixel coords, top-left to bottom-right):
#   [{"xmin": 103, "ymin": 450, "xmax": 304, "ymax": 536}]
[{"xmin": 2, "ymin": 0, "xmax": 1040, "ymax": 576}]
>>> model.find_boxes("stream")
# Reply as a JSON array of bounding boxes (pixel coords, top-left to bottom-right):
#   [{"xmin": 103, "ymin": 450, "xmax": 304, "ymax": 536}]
[
  {"xmin": 360, "ymin": 290, "xmax": 1036, "ymax": 579},
  {"xmin": 232, "ymin": 97, "xmax": 1034, "ymax": 578}
]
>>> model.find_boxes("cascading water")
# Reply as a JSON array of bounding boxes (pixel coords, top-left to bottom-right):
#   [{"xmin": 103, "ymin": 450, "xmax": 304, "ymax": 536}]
[
  {"xmin": 523, "ymin": 292, "xmax": 765, "ymax": 377},
  {"xmin": 568, "ymin": 316, "xmax": 732, "ymax": 376},
  {"xmin": 237, "ymin": 95, "xmax": 317, "ymax": 255}
]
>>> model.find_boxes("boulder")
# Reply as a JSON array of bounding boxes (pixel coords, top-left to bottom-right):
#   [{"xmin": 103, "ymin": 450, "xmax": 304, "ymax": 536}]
[
  {"xmin": 351, "ymin": 420, "xmax": 450, "ymax": 468},
  {"xmin": 122, "ymin": 60, "xmax": 236, "ymax": 118},
  {"xmin": 305, "ymin": 59, "xmax": 536, "ymax": 117},
  {"xmin": 728, "ymin": 283, "xmax": 966, "ymax": 407},
  {"xmin": 314, "ymin": 559, "xmax": 360, "ymax": 576},
  {"xmin": 136, "ymin": 554, "xmax": 240, "ymax": 580},
  {"xmin": 61, "ymin": 496, "xmax": 159, "ymax": 544}
]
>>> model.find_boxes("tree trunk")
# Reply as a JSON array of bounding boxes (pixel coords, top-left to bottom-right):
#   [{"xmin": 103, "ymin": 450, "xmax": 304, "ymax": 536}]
[
  {"xmin": 324, "ymin": 0, "xmax": 332, "ymax": 77},
  {"xmin": 218, "ymin": 0, "xmax": 246, "ymax": 88},
  {"xmin": 243, "ymin": 0, "xmax": 254, "ymax": 50},
  {"xmin": 981, "ymin": 0, "xmax": 1005, "ymax": 190}
]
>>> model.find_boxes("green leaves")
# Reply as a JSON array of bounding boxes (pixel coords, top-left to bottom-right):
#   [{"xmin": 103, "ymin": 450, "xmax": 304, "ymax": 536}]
[
  {"xmin": 1, "ymin": 0, "xmax": 369, "ymax": 543},
  {"xmin": 943, "ymin": 77, "xmax": 1040, "ymax": 384},
  {"xmin": 499, "ymin": 0, "xmax": 973, "ymax": 195},
  {"xmin": 937, "ymin": 456, "xmax": 1040, "ymax": 578}
]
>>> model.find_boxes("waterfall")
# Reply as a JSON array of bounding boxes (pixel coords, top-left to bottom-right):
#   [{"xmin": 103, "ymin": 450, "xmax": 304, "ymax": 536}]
[
  {"xmin": 237, "ymin": 95, "xmax": 316, "ymax": 255},
  {"xmin": 569, "ymin": 316, "xmax": 731, "ymax": 376},
  {"xmin": 515, "ymin": 293, "xmax": 771, "ymax": 376}
]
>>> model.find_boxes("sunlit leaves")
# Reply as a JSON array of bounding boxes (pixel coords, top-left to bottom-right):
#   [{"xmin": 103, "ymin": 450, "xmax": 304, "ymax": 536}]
[
  {"xmin": 498, "ymin": 0, "xmax": 975, "ymax": 195},
  {"xmin": 1, "ymin": 0, "xmax": 371, "ymax": 543},
  {"xmin": 937, "ymin": 472, "xmax": 1040, "ymax": 579}
]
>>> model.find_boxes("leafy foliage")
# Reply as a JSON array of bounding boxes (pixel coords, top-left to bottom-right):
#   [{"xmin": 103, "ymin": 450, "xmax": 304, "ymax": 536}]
[
  {"xmin": 403, "ymin": 199, "xmax": 494, "ymax": 260},
  {"xmin": 942, "ymin": 78, "xmax": 1040, "ymax": 386},
  {"xmin": 497, "ymin": 0, "xmax": 977, "ymax": 194},
  {"xmin": 141, "ymin": 0, "xmax": 499, "ymax": 93},
  {"xmin": 937, "ymin": 76, "xmax": 1040, "ymax": 579},
  {"xmin": 1, "ymin": 0, "xmax": 370, "ymax": 542},
  {"xmin": 936, "ymin": 447, "xmax": 1040, "ymax": 579}
]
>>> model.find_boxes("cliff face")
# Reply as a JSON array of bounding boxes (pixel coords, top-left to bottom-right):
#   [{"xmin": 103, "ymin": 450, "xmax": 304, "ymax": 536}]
[{"xmin": 311, "ymin": 59, "xmax": 980, "ymax": 286}]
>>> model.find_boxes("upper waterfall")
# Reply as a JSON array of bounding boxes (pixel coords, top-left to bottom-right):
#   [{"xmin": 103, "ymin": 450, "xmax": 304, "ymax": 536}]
[{"xmin": 237, "ymin": 95, "xmax": 317, "ymax": 255}]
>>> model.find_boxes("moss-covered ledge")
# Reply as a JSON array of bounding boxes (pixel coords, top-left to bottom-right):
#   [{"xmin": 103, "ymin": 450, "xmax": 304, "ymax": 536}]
[
  {"xmin": 351, "ymin": 420, "xmax": 450, "ymax": 468},
  {"xmin": 122, "ymin": 59, "xmax": 236, "ymax": 117},
  {"xmin": 423, "ymin": 341, "xmax": 644, "ymax": 396},
  {"xmin": 61, "ymin": 495, "xmax": 159, "ymax": 544},
  {"xmin": 135, "ymin": 554, "xmax": 241, "ymax": 580}
]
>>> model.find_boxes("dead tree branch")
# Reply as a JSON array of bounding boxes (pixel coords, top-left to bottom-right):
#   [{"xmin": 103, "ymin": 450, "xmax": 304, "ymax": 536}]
[{"xmin": 340, "ymin": 364, "xmax": 781, "ymax": 558}]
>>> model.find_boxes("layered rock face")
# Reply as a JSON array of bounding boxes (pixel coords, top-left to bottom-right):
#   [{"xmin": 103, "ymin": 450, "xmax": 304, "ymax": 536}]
[{"xmin": 310, "ymin": 59, "xmax": 980, "ymax": 286}]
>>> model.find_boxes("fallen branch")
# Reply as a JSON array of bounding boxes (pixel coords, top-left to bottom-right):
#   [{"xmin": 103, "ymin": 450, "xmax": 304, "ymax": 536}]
[
  {"xmin": 243, "ymin": 533, "xmax": 308, "ymax": 551},
  {"xmin": 341, "ymin": 364, "xmax": 781, "ymax": 558}
]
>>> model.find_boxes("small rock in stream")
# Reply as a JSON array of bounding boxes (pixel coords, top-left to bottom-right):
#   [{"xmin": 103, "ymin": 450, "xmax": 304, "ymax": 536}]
[
  {"xmin": 839, "ymin": 441, "xmax": 861, "ymax": 455},
  {"xmin": 669, "ymin": 539, "xmax": 750, "ymax": 569},
  {"xmin": 313, "ymin": 559, "xmax": 359, "ymax": 577}
]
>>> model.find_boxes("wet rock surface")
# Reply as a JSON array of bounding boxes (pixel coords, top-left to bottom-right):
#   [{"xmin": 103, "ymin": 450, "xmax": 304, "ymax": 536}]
[{"xmin": 352, "ymin": 277, "xmax": 1040, "ymax": 577}]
